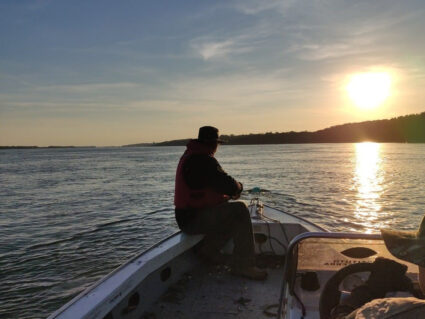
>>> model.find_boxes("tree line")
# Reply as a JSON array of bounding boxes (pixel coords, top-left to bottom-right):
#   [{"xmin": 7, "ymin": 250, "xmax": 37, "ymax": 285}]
[{"xmin": 128, "ymin": 112, "xmax": 425, "ymax": 146}]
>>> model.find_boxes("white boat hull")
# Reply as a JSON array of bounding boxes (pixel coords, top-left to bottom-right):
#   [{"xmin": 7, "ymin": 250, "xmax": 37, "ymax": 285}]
[{"xmin": 48, "ymin": 201, "xmax": 325, "ymax": 319}]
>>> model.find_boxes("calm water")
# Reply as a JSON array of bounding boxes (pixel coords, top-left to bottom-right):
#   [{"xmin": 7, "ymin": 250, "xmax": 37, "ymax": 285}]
[{"xmin": 1, "ymin": 144, "xmax": 424, "ymax": 318}]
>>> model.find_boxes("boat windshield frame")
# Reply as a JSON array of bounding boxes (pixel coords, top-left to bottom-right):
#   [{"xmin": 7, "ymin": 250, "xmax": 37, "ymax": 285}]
[{"xmin": 277, "ymin": 231, "xmax": 382, "ymax": 318}]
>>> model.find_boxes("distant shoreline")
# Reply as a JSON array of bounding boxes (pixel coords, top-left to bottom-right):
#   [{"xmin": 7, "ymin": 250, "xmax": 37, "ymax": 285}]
[
  {"xmin": 3, "ymin": 111, "xmax": 424, "ymax": 148},
  {"xmin": 2, "ymin": 142, "xmax": 424, "ymax": 150},
  {"xmin": 0, "ymin": 146, "xmax": 96, "ymax": 149},
  {"xmin": 123, "ymin": 141, "xmax": 425, "ymax": 147},
  {"xmin": 126, "ymin": 111, "xmax": 425, "ymax": 147}
]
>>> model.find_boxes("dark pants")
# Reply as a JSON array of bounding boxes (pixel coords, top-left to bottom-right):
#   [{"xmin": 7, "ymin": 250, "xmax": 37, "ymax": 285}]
[{"xmin": 176, "ymin": 201, "xmax": 255, "ymax": 267}]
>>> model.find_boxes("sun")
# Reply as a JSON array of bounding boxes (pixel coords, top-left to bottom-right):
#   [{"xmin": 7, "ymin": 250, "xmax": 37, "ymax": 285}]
[{"xmin": 346, "ymin": 72, "xmax": 391, "ymax": 109}]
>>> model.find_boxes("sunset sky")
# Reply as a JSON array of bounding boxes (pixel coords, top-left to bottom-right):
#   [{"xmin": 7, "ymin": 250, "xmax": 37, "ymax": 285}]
[{"xmin": 1, "ymin": 0, "xmax": 424, "ymax": 146}]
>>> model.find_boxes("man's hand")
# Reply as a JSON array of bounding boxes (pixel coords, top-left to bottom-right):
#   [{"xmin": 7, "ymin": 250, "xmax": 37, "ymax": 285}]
[
  {"xmin": 232, "ymin": 193, "xmax": 240, "ymax": 200},
  {"xmin": 231, "ymin": 182, "xmax": 243, "ymax": 200}
]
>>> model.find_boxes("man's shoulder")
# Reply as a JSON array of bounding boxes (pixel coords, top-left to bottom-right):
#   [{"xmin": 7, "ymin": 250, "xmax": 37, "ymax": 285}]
[
  {"xmin": 354, "ymin": 297, "xmax": 425, "ymax": 319},
  {"xmin": 183, "ymin": 154, "xmax": 218, "ymax": 172},
  {"xmin": 185, "ymin": 153, "xmax": 217, "ymax": 164}
]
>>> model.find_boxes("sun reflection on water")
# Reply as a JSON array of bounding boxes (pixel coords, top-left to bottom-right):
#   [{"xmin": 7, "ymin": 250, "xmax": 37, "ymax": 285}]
[{"xmin": 353, "ymin": 142, "xmax": 386, "ymax": 233}]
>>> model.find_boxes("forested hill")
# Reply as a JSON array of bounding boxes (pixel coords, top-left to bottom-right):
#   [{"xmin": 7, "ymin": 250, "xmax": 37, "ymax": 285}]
[
  {"xmin": 125, "ymin": 112, "xmax": 425, "ymax": 146},
  {"xmin": 220, "ymin": 112, "xmax": 425, "ymax": 145}
]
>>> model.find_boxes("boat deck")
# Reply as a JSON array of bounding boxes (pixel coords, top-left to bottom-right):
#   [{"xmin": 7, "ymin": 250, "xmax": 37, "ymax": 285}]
[{"xmin": 144, "ymin": 262, "xmax": 284, "ymax": 319}]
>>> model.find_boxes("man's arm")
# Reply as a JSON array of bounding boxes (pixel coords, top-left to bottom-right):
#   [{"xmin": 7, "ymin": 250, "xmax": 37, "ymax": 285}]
[
  {"xmin": 183, "ymin": 154, "xmax": 242, "ymax": 197},
  {"xmin": 206, "ymin": 156, "xmax": 242, "ymax": 196}
]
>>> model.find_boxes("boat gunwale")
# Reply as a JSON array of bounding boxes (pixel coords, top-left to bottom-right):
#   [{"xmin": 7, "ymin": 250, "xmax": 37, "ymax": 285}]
[
  {"xmin": 47, "ymin": 230, "xmax": 192, "ymax": 318},
  {"xmin": 263, "ymin": 204, "xmax": 328, "ymax": 232}
]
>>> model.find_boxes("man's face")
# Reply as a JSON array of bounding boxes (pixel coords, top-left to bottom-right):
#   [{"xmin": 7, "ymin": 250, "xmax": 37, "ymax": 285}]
[{"xmin": 212, "ymin": 142, "xmax": 219, "ymax": 154}]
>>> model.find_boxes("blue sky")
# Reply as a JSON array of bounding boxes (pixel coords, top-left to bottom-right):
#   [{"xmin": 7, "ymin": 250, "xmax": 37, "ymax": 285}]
[{"xmin": 1, "ymin": 0, "xmax": 424, "ymax": 146}]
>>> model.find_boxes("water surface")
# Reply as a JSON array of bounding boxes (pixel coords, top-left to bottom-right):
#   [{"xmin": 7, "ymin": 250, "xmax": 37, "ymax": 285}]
[{"xmin": 1, "ymin": 144, "xmax": 424, "ymax": 318}]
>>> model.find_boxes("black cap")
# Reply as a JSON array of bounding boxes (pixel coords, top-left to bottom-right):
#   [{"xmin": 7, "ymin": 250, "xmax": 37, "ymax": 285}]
[{"xmin": 198, "ymin": 126, "xmax": 223, "ymax": 143}]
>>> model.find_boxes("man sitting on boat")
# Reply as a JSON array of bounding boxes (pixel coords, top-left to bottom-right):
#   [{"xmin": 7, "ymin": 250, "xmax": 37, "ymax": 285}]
[
  {"xmin": 331, "ymin": 216, "xmax": 425, "ymax": 318},
  {"xmin": 174, "ymin": 126, "xmax": 267, "ymax": 280}
]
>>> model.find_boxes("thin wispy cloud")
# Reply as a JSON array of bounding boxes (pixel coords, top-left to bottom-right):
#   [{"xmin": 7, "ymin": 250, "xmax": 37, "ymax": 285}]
[
  {"xmin": 33, "ymin": 82, "xmax": 140, "ymax": 93},
  {"xmin": 232, "ymin": 0, "xmax": 293, "ymax": 15},
  {"xmin": 191, "ymin": 37, "xmax": 256, "ymax": 61},
  {"xmin": 192, "ymin": 40, "xmax": 236, "ymax": 60},
  {"xmin": 287, "ymin": 38, "xmax": 375, "ymax": 61}
]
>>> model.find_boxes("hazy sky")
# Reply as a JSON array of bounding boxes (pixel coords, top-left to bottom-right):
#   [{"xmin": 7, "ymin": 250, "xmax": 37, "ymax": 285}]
[{"xmin": 1, "ymin": 0, "xmax": 424, "ymax": 146}]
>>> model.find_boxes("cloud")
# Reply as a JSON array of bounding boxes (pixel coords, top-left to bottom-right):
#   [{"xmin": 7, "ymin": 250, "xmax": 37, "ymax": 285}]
[
  {"xmin": 232, "ymin": 0, "xmax": 294, "ymax": 15},
  {"xmin": 192, "ymin": 40, "xmax": 234, "ymax": 60},
  {"xmin": 165, "ymin": 69, "xmax": 304, "ymax": 111},
  {"xmin": 33, "ymin": 82, "xmax": 140, "ymax": 93},
  {"xmin": 25, "ymin": 0, "xmax": 53, "ymax": 11},
  {"xmin": 189, "ymin": 17, "xmax": 281, "ymax": 62},
  {"xmin": 191, "ymin": 38, "xmax": 254, "ymax": 61},
  {"xmin": 287, "ymin": 38, "xmax": 374, "ymax": 61}
]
